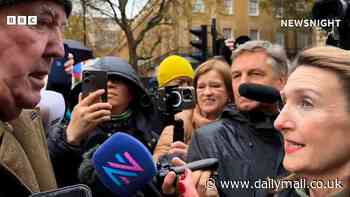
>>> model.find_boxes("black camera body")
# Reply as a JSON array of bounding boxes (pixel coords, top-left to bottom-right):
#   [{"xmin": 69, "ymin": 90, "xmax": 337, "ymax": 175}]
[
  {"xmin": 156, "ymin": 86, "xmax": 196, "ymax": 113},
  {"xmin": 312, "ymin": 0, "xmax": 350, "ymax": 49}
]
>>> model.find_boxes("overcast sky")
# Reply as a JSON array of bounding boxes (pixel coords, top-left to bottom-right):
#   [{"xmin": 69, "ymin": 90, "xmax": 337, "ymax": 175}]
[
  {"xmin": 72, "ymin": 0, "xmax": 149, "ymax": 19},
  {"xmin": 127, "ymin": 0, "xmax": 148, "ymax": 18}
]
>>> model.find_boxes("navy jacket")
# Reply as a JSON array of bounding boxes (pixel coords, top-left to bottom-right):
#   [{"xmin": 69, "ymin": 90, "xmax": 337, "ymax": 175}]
[{"xmin": 187, "ymin": 104, "xmax": 286, "ymax": 197}]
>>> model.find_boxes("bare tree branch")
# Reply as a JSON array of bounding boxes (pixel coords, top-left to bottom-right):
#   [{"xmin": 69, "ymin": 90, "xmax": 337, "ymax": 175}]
[
  {"xmin": 86, "ymin": 3, "xmax": 114, "ymax": 18},
  {"xmin": 79, "ymin": 0, "xmax": 185, "ymax": 72},
  {"xmin": 104, "ymin": 0, "xmax": 125, "ymax": 28},
  {"xmin": 135, "ymin": 0, "xmax": 170, "ymax": 45}
]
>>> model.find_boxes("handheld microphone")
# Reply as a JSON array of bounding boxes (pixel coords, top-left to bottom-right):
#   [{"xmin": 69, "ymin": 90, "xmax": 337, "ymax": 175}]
[
  {"xmin": 156, "ymin": 157, "xmax": 218, "ymax": 186},
  {"xmin": 238, "ymin": 83, "xmax": 281, "ymax": 104},
  {"xmin": 172, "ymin": 158, "xmax": 218, "ymax": 174},
  {"xmin": 92, "ymin": 132, "xmax": 157, "ymax": 197},
  {"xmin": 92, "ymin": 132, "xmax": 219, "ymax": 197}
]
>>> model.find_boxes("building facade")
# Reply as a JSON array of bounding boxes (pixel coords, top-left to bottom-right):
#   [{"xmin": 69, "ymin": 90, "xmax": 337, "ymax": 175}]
[{"xmin": 109, "ymin": 0, "xmax": 324, "ymax": 76}]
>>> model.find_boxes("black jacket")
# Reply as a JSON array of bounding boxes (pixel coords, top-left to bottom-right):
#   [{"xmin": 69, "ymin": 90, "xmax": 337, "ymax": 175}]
[
  {"xmin": 0, "ymin": 165, "xmax": 31, "ymax": 197},
  {"xmin": 187, "ymin": 104, "xmax": 286, "ymax": 197},
  {"xmin": 47, "ymin": 111, "xmax": 160, "ymax": 196}
]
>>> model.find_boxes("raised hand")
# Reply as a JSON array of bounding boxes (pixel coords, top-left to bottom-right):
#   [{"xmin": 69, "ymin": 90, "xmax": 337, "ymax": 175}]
[{"xmin": 66, "ymin": 89, "xmax": 112, "ymax": 145}]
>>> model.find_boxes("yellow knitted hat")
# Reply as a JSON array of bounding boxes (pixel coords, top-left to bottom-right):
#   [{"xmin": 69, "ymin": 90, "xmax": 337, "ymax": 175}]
[{"xmin": 157, "ymin": 55, "xmax": 194, "ymax": 87}]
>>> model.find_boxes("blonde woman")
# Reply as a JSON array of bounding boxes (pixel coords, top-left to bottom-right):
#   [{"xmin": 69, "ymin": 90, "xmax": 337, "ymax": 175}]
[{"xmin": 274, "ymin": 46, "xmax": 350, "ymax": 197}]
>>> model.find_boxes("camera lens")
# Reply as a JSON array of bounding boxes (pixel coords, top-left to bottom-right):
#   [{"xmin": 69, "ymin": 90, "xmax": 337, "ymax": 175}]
[{"xmin": 169, "ymin": 91, "xmax": 182, "ymax": 108}]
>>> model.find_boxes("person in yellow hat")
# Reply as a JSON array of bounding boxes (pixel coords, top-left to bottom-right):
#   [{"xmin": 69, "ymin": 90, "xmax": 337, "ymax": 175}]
[
  {"xmin": 153, "ymin": 57, "xmax": 234, "ymax": 166},
  {"xmin": 157, "ymin": 55, "xmax": 194, "ymax": 87},
  {"xmin": 154, "ymin": 55, "xmax": 194, "ymax": 163}
]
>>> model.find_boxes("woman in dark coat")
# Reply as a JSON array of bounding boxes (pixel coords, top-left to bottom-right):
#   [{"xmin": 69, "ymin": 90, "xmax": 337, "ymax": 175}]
[{"xmin": 47, "ymin": 57, "xmax": 162, "ymax": 196}]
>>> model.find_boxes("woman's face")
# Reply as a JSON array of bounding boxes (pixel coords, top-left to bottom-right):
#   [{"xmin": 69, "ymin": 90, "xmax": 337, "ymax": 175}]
[
  {"xmin": 274, "ymin": 66, "xmax": 350, "ymax": 176},
  {"xmin": 196, "ymin": 70, "xmax": 229, "ymax": 119},
  {"xmin": 107, "ymin": 79, "xmax": 133, "ymax": 115}
]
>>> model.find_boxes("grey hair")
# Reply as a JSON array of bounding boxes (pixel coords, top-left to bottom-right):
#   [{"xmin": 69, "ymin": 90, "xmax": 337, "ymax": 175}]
[{"xmin": 232, "ymin": 40, "xmax": 289, "ymax": 78}]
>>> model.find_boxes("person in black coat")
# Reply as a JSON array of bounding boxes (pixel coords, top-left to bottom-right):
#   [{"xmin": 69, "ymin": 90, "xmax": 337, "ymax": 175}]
[
  {"xmin": 162, "ymin": 40, "xmax": 289, "ymax": 197},
  {"xmin": 47, "ymin": 57, "xmax": 162, "ymax": 196}
]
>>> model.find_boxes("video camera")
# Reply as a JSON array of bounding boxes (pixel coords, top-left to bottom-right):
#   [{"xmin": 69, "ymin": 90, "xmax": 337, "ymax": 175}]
[
  {"xmin": 155, "ymin": 86, "xmax": 196, "ymax": 142},
  {"xmin": 312, "ymin": 0, "xmax": 350, "ymax": 49},
  {"xmin": 155, "ymin": 86, "xmax": 196, "ymax": 113}
]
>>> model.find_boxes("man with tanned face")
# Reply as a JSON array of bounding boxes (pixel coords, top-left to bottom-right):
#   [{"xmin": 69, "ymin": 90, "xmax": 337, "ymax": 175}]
[
  {"xmin": 163, "ymin": 41, "xmax": 289, "ymax": 197},
  {"xmin": 0, "ymin": 0, "xmax": 71, "ymax": 196}
]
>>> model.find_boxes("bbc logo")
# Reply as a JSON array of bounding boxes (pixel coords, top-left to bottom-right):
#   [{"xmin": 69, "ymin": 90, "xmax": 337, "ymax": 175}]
[{"xmin": 7, "ymin": 16, "xmax": 37, "ymax": 25}]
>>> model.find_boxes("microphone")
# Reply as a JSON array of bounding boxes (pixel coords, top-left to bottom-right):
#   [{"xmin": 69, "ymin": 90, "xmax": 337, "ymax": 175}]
[
  {"xmin": 92, "ymin": 132, "xmax": 157, "ymax": 197},
  {"xmin": 92, "ymin": 132, "xmax": 218, "ymax": 197},
  {"xmin": 238, "ymin": 83, "xmax": 281, "ymax": 104},
  {"xmin": 173, "ymin": 158, "xmax": 218, "ymax": 173}
]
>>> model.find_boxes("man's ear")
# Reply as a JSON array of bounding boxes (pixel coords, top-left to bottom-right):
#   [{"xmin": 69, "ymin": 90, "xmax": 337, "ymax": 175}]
[{"xmin": 275, "ymin": 75, "xmax": 287, "ymax": 91}]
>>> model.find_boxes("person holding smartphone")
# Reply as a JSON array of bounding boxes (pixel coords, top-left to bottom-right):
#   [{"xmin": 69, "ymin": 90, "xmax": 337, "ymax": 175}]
[{"xmin": 47, "ymin": 56, "xmax": 162, "ymax": 196}]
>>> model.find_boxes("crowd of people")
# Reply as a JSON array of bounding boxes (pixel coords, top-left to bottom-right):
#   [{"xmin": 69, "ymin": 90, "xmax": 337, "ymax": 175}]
[{"xmin": 0, "ymin": 0, "xmax": 349, "ymax": 197}]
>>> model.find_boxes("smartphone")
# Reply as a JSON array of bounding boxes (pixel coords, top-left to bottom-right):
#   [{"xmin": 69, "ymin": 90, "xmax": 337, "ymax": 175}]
[
  {"xmin": 82, "ymin": 70, "xmax": 108, "ymax": 102},
  {"xmin": 63, "ymin": 43, "xmax": 70, "ymax": 60},
  {"xmin": 29, "ymin": 184, "xmax": 92, "ymax": 197}
]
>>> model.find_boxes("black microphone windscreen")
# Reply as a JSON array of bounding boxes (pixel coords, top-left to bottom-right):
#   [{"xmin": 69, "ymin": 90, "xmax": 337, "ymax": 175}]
[
  {"xmin": 238, "ymin": 83, "xmax": 280, "ymax": 104},
  {"xmin": 172, "ymin": 158, "xmax": 218, "ymax": 174}
]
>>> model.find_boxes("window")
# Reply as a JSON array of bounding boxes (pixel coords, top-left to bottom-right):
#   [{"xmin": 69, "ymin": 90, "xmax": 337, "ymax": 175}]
[
  {"xmin": 224, "ymin": 0, "xmax": 234, "ymax": 15},
  {"xmin": 275, "ymin": 0, "xmax": 283, "ymax": 18},
  {"xmin": 275, "ymin": 32, "xmax": 285, "ymax": 47},
  {"xmin": 275, "ymin": 7, "xmax": 283, "ymax": 18},
  {"xmin": 249, "ymin": 0, "xmax": 259, "ymax": 16},
  {"xmin": 223, "ymin": 28, "xmax": 233, "ymax": 39},
  {"xmin": 295, "ymin": 2, "xmax": 306, "ymax": 12},
  {"xmin": 249, "ymin": 29, "xmax": 259, "ymax": 40},
  {"xmin": 193, "ymin": 0, "xmax": 205, "ymax": 13}
]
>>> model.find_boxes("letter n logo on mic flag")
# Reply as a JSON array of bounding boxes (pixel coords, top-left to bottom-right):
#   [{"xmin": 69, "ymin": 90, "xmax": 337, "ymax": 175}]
[
  {"xmin": 92, "ymin": 132, "xmax": 157, "ymax": 196},
  {"xmin": 103, "ymin": 152, "xmax": 144, "ymax": 187}
]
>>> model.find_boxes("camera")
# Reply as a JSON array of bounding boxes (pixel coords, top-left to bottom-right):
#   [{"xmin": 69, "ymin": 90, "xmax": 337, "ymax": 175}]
[
  {"xmin": 155, "ymin": 86, "xmax": 196, "ymax": 113},
  {"xmin": 312, "ymin": 0, "xmax": 350, "ymax": 49}
]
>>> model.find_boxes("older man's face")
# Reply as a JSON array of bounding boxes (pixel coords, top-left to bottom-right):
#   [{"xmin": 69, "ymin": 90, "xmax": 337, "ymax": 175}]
[{"xmin": 0, "ymin": 0, "xmax": 66, "ymax": 119}]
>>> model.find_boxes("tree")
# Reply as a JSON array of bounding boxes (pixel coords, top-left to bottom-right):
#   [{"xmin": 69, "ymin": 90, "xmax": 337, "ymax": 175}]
[
  {"xmin": 64, "ymin": 15, "xmax": 85, "ymax": 42},
  {"xmin": 81, "ymin": 0, "xmax": 185, "ymax": 72}
]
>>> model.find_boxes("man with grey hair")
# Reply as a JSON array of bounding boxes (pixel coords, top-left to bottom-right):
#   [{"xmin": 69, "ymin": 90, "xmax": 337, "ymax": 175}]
[
  {"xmin": 162, "ymin": 40, "xmax": 288, "ymax": 197},
  {"xmin": 0, "ymin": 0, "xmax": 71, "ymax": 196},
  {"xmin": 231, "ymin": 40, "xmax": 288, "ymax": 112}
]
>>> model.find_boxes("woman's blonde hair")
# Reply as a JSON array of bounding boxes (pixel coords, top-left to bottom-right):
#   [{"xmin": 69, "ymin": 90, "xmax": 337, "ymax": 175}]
[
  {"xmin": 291, "ymin": 46, "xmax": 350, "ymax": 112},
  {"xmin": 193, "ymin": 58, "xmax": 233, "ymax": 102},
  {"xmin": 271, "ymin": 46, "xmax": 350, "ymax": 194}
]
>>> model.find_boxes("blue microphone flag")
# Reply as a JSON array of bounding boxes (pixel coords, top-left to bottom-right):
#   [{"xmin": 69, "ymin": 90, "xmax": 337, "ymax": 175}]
[{"xmin": 92, "ymin": 132, "xmax": 157, "ymax": 197}]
